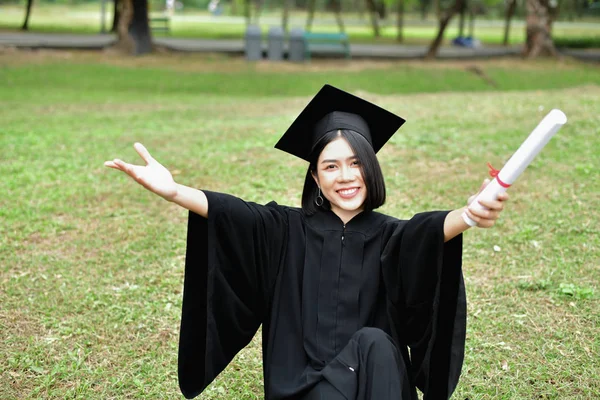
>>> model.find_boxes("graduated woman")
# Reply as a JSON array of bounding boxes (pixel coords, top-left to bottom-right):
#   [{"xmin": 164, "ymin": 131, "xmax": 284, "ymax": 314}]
[{"xmin": 105, "ymin": 85, "xmax": 508, "ymax": 400}]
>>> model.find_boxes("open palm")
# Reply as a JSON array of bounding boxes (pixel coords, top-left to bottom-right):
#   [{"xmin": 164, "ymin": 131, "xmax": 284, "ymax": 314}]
[{"xmin": 104, "ymin": 143, "xmax": 177, "ymax": 200}]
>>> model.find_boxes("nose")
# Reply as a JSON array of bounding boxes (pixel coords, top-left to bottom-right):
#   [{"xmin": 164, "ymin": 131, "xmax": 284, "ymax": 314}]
[{"xmin": 338, "ymin": 165, "xmax": 355, "ymax": 182}]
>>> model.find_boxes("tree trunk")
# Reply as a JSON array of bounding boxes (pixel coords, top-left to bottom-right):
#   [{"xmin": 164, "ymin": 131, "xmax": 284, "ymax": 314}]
[
  {"xmin": 365, "ymin": 0, "xmax": 381, "ymax": 37},
  {"xmin": 22, "ymin": 0, "xmax": 34, "ymax": 30},
  {"xmin": 503, "ymin": 0, "xmax": 517, "ymax": 46},
  {"xmin": 468, "ymin": 6, "xmax": 474, "ymax": 37},
  {"xmin": 282, "ymin": 0, "xmax": 291, "ymax": 33},
  {"xmin": 306, "ymin": 0, "xmax": 316, "ymax": 30},
  {"xmin": 420, "ymin": 0, "xmax": 428, "ymax": 20},
  {"xmin": 356, "ymin": 0, "xmax": 365, "ymax": 20},
  {"xmin": 111, "ymin": 0, "xmax": 121, "ymax": 33},
  {"xmin": 244, "ymin": 0, "xmax": 251, "ymax": 25},
  {"xmin": 425, "ymin": 0, "xmax": 465, "ymax": 59},
  {"xmin": 433, "ymin": 0, "xmax": 440, "ymax": 18},
  {"xmin": 396, "ymin": 0, "xmax": 404, "ymax": 42},
  {"xmin": 575, "ymin": 0, "xmax": 584, "ymax": 18},
  {"xmin": 457, "ymin": 0, "xmax": 467, "ymax": 37},
  {"xmin": 331, "ymin": 0, "xmax": 345, "ymax": 33},
  {"xmin": 376, "ymin": 1, "xmax": 386, "ymax": 19},
  {"xmin": 114, "ymin": 0, "xmax": 152, "ymax": 55},
  {"xmin": 523, "ymin": 0, "xmax": 558, "ymax": 57},
  {"xmin": 255, "ymin": 0, "xmax": 265, "ymax": 24}
]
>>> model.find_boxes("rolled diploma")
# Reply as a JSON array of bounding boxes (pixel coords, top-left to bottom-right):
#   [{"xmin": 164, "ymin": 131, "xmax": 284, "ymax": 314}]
[{"xmin": 462, "ymin": 109, "xmax": 567, "ymax": 227}]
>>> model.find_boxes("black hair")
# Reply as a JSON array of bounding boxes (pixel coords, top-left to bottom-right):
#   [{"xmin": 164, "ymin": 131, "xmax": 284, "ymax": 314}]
[{"xmin": 301, "ymin": 129, "xmax": 386, "ymax": 216}]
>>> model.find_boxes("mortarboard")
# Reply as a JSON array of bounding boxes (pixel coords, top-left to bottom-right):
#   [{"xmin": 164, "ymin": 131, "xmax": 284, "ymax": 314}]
[{"xmin": 274, "ymin": 84, "xmax": 405, "ymax": 162}]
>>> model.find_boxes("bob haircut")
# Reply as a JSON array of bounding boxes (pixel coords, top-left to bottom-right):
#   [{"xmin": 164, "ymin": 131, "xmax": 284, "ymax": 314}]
[{"xmin": 301, "ymin": 129, "xmax": 386, "ymax": 216}]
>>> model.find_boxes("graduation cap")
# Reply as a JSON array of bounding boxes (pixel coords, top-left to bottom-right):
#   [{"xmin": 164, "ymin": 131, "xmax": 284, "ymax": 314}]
[{"xmin": 275, "ymin": 84, "xmax": 405, "ymax": 162}]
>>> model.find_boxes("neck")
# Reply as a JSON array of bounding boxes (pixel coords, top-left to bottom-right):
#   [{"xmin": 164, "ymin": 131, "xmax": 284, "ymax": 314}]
[{"xmin": 331, "ymin": 207, "xmax": 364, "ymax": 225}]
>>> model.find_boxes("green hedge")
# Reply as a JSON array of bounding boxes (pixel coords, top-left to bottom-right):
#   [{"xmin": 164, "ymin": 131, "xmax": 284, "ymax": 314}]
[{"xmin": 554, "ymin": 35, "xmax": 600, "ymax": 49}]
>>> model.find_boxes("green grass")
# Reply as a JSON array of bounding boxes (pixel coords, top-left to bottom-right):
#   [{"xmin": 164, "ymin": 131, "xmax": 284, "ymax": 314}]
[
  {"xmin": 1, "ymin": 52, "xmax": 599, "ymax": 399},
  {"xmin": 3, "ymin": 53, "xmax": 600, "ymax": 99},
  {"xmin": 1, "ymin": 4, "xmax": 600, "ymax": 47}
]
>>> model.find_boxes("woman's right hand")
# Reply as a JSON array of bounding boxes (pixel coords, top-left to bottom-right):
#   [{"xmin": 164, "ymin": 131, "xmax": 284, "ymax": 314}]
[{"xmin": 104, "ymin": 143, "xmax": 178, "ymax": 201}]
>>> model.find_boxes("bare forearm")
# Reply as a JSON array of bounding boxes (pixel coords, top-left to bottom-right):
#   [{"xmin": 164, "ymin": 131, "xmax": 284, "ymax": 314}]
[
  {"xmin": 443, "ymin": 207, "xmax": 471, "ymax": 242},
  {"xmin": 169, "ymin": 184, "xmax": 208, "ymax": 217}
]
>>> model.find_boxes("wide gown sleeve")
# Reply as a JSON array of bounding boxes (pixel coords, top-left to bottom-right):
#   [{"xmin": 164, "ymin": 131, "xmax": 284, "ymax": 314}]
[
  {"xmin": 178, "ymin": 191, "xmax": 288, "ymax": 399},
  {"xmin": 381, "ymin": 211, "xmax": 466, "ymax": 400}
]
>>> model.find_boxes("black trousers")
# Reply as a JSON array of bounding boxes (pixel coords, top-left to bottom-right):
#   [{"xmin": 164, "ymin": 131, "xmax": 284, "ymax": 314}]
[{"xmin": 301, "ymin": 327, "xmax": 416, "ymax": 400}]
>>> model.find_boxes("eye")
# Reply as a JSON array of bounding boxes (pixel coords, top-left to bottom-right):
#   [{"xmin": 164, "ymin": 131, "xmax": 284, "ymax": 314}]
[
  {"xmin": 351, "ymin": 160, "xmax": 361, "ymax": 166},
  {"xmin": 326, "ymin": 164, "xmax": 337, "ymax": 170}
]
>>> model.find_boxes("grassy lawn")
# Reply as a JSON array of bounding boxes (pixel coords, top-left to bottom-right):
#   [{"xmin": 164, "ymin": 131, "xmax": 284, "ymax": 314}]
[
  {"xmin": 1, "ymin": 4, "xmax": 600, "ymax": 46},
  {"xmin": 1, "ymin": 50, "xmax": 599, "ymax": 399}
]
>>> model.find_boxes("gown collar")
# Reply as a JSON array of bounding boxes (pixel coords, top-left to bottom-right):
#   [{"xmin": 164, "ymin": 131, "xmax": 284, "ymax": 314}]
[{"xmin": 306, "ymin": 207, "xmax": 388, "ymax": 234}]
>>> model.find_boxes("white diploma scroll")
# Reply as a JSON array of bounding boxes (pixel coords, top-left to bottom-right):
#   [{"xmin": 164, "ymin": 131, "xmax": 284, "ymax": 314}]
[{"xmin": 462, "ymin": 109, "xmax": 568, "ymax": 227}]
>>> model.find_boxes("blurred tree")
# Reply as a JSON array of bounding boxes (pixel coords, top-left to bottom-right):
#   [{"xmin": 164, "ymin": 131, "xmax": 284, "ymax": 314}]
[
  {"xmin": 306, "ymin": 0, "xmax": 346, "ymax": 32},
  {"xmin": 425, "ymin": 0, "xmax": 465, "ymax": 58},
  {"xmin": 253, "ymin": 0, "xmax": 266, "ymax": 23},
  {"xmin": 376, "ymin": 0, "xmax": 387, "ymax": 17},
  {"xmin": 331, "ymin": 0, "xmax": 346, "ymax": 32},
  {"xmin": 112, "ymin": 0, "xmax": 121, "ymax": 32},
  {"xmin": 282, "ymin": 0, "xmax": 292, "ymax": 31},
  {"xmin": 245, "ymin": 0, "xmax": 251, "ymax": 24},
  {"xmin": 456, "ymin": 0, "xmax": 469, "ymax": 37},
  {"xmin": 365, "ymin": 0, "xmax": 381, "ymax": 36},
  {"xmin": 21, "ymin": 0, "xmax": 34, "ymax": 30},
  {"xmin": 390, "ymin": 0, "xmax": 419, "ymax": 40},
  {"xmin": 503, "ymin": 0, "xmax": 517, "ymax": 45},
  {"xmin": 306, "ymin": 0, "xmax": 316, "ymax": 28},
  {"xmin": 523, "ymin": 0, "xmax": 559, "ymax": 56},
  {"xmin": 355, "ymin": 0, "xmax": 366, "ymax": 19},
  {"xmin": 419, "ymin": 0, "xmax": 431, "ymax": 19},
  {"xmin": 433, "ymin": 0, "xmax": 441, "ymax": 17},
  {"xmin": 396, "ymin": 0, "xmax": 405, "ymax": 41},
  {"xmin": 115, "ymin": 0, "xmax": 153, "ymax": 55}
]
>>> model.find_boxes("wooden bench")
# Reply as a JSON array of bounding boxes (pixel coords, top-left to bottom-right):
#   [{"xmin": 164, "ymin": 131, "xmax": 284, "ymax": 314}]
[
  {"xmin": 303, "ymin": 32, "xmax": 350, "ymax": 60},
  {"xmin": 149, "ymin": 16, "xmax": 170, "ymax": 34}
]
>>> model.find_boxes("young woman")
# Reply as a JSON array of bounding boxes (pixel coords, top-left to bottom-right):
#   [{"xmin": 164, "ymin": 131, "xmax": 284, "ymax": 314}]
[{"xmin": 105, "ymin": 85, "xmax": 507, "ymax": 400}]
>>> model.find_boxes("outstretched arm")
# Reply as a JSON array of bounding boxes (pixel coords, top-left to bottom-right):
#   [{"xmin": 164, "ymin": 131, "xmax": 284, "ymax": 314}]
[
  {"xmin": 443, "ymin": 179, "xmax": 509, "ymax": 242},
  {"xmin": 104, "ymin": 143, "xmax": 208, "ymax": 217}
]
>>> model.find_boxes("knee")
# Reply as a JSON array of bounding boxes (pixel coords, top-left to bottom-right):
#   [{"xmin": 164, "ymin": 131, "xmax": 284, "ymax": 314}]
[{"xmin": 351, "ymin": 327, "xmax": 396, "ymax": 351}]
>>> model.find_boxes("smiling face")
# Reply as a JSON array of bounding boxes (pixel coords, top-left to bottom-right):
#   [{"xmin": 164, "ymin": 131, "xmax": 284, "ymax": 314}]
[{"xmin": 312, "ymin": 136, "xmax": 367, "ymax": 223}]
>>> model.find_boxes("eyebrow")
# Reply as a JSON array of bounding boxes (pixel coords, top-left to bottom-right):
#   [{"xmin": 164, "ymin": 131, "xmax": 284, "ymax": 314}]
[{"xmin": 320, "ymin": 156, "xmax": 358, "ymax": 164}]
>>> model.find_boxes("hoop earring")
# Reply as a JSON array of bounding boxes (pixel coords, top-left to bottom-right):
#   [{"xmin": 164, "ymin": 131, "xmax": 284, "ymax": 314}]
[{"xmin": 315, "ymin": 187, "xmax": 324, "ymax": 207}]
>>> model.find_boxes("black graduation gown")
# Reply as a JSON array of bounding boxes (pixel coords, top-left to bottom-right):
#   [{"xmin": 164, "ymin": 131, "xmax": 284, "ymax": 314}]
[{"xmin": 178, "ymin": 191, "xmax": 466, "ymax": 400}]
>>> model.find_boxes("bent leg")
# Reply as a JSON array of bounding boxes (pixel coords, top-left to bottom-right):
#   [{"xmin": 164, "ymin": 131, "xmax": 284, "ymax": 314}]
[
  {"xmin": 301, "ymin": 379, "xmax": 347, "ymax": 400},
  {"xmin": 321, "ymin": 327, "xmax": 416, "ymax": 400},
  {"xmin": 352, "ymin": 327, "xmax": 415, "ymax": 399}
]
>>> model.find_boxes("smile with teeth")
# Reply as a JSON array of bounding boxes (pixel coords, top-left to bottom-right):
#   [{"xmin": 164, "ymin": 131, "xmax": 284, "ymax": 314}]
[{"xmin": 337, "ymin": 187, "xmax": 360, "ymax": 198}]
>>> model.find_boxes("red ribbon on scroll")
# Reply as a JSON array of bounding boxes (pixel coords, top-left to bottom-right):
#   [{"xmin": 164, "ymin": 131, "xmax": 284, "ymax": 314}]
[{"xmin": 487, "ymin": 162, "xmax": 511, "ymax": 188}]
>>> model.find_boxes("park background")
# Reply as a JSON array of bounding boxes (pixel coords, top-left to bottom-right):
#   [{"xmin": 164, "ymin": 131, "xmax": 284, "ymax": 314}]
[{"xmin": 1, "ymin": 0, "xmax": 599, "ymax": 398}]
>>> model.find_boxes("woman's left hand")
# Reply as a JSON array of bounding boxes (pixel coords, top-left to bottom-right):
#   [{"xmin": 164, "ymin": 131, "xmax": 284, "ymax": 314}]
[{"xmin": 464, "ymin": 179, "xmax": 510, "ymax": 228}]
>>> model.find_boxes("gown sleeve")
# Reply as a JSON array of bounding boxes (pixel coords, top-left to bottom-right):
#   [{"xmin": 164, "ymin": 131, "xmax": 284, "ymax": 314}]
[
  {"xmin": 178, "ymin": 191, "xmax": 288, "ymax": 399},
  {"xmin": 381, "ymin": 211, "xmax": 466, "ymax": 400}
]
